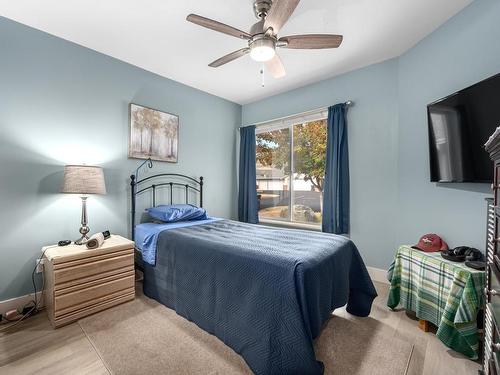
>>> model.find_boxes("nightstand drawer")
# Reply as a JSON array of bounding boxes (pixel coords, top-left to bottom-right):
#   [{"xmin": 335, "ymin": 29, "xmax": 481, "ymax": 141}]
[
  {"xmin": 54, "ymin": 250, "xmax": 134, "ymax": 285},
  {"xmin": 52, "ymin": 292, "xmax": 135, "ymax": 327},
  {"xmin": 54, "ymin": 273, "xmax": 135, "ymax": 316}
]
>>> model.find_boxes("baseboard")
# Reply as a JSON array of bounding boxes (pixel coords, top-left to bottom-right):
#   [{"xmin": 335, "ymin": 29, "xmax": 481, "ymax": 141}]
[
  {"xmin": 367, "ymin": 266, "xmax": 389, "ymax": 285},
  {"xmin": 0, "ymin": 291, "xmax": 44, "ymax": 315}
]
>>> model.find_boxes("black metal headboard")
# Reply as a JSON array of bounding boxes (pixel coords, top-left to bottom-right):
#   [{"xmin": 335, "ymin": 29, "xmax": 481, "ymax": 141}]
[{"xmin": 130, "ymin": 163, "xmax": 203, "ymax": 241}]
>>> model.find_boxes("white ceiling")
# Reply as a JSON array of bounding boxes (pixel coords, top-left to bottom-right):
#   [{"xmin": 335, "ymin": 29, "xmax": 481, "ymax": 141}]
[{"xmin": 0, "ymin": 0, "xmax": 472, "ymax": 104}]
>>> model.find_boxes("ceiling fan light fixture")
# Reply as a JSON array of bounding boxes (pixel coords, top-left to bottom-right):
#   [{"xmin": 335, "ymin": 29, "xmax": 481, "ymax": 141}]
[{"xmin": 250, "ymin": 38, "xmax": 276, "ymax": 62}]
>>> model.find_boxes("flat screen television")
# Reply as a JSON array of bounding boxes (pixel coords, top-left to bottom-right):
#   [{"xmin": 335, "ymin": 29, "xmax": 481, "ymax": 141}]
[{"xmin": 427, "ymin": 73, "xmax": 500, "ymax": 183}]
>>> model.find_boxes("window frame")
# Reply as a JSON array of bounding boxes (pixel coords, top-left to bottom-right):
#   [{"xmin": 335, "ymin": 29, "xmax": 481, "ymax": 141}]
[{"xmin": 255, "ymin": 109, "xmax": 328, "ymax": 228}]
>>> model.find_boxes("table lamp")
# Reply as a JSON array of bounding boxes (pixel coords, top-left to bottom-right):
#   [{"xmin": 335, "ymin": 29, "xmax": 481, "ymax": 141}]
[{"xmin": 61, "ymin": 165, "xmax": 107, "ymax": 245}]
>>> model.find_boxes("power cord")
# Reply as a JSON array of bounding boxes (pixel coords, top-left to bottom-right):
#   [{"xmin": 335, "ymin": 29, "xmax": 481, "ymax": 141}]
[
  {"xmin": 0, "ymin": 246, "xmax": 52, "ymax": 333},
  {"xmin": 31, "ymin": 247, "xmax": 49, "ymax": 312},
  {"xmin": 0, "ymin": 304, "xmax": 37, "ymax": 332}
]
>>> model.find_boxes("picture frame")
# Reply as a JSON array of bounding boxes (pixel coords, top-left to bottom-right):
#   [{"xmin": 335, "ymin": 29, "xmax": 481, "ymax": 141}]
[{"xmin": 128, "ymin": 103, "xmax": 179, "ymax": 162}]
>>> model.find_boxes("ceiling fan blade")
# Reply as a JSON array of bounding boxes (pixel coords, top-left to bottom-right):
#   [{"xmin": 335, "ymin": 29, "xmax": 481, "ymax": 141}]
[
  {"xmin": 186, "ymin": 14, "xmax": 251, "ymax": 40},
  {"xmin": 209, "ymin": 48, "xmax": 250, "ymax": 67},
  {"xmin": 279, "ymin": 34, "xmax": 343, "ymax": 49},
  {"xmin": 264, "ymin": 0, "xmax": 300, "ymax": 34},
  {"xmin": 265, "ymin": 54, "xmax": 286, "ymax": 78}
]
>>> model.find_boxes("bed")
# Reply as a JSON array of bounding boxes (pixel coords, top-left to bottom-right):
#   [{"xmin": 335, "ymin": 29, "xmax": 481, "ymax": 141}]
[{"xmin": 131, "ymin": 171, "xmax": 377, "ymax": 375}]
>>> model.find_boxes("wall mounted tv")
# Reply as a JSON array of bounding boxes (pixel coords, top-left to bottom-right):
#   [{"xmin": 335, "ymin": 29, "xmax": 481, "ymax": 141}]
[{"xmin": 427, "ymin": 73, "xmax": 500, "ymax": 183}]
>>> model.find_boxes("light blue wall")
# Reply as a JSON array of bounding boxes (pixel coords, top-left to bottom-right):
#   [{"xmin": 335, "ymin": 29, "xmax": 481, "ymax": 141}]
[
  {"xmin": 243, "ymin": 60, "xmax": 400, "ymax": 269},
  {"xmin": 396, "ymin": 0, "xmax": 500, "ymax": 250},
  {"xmin": 0, "ymin": 17, "xmax": 241, "ymax": 300},
  {"xmin": 2, "ymin": 0, "xmax": 499, "ymax": 300},
  {"xmin": 243, "ymin": 0, "xmax": 500, "ymax": 268}
]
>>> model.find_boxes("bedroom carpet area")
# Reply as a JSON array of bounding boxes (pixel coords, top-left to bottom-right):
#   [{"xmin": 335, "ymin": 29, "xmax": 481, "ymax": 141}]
[{"xmin": 0, "ymin": 281, "xmax": 479, "ymax": 375}]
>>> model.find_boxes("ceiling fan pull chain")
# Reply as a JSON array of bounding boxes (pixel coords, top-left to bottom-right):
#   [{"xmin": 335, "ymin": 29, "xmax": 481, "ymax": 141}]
[{"xmin": 261, "ymin": 64, "xmax": 265, "ymax": 87}]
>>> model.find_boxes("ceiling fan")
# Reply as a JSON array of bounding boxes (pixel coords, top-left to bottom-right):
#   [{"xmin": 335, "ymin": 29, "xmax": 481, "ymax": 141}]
[{"xmin": 186, "ymin": 0, "xmax": 343, "ymax": 78}]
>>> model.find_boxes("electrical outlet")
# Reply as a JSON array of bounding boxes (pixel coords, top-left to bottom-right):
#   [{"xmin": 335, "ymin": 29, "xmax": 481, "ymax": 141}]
[{"xmin": 35, "ymin": 258, "xmax": 44, "ymax": 273}]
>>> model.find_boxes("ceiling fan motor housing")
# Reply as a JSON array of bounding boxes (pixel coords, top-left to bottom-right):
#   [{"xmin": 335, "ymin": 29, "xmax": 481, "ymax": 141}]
[{"xmin": 253, "ymin": 0, "xmax": 272, "ymax": 19}]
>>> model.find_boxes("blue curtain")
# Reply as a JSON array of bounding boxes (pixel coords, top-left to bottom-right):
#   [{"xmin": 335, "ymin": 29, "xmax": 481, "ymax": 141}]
[
  {"xmin": 322, "ymin": 104, "xmax": 349, "ymax": 234},
  {"xmin": 238, "ymin": 125, "xmax": 259, "ymax": 223}
]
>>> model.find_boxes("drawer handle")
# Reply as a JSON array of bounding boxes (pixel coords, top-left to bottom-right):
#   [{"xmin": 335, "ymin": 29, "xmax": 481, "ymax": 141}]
[{"xmin": 486, "ymin": 288, "xmax": 500, "ymax": 296}]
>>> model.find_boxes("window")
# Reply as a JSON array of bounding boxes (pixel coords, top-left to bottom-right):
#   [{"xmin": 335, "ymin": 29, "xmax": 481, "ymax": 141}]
[{"xmin": 256, "ymin": 111, "xmax": 327, "ymax": 227}]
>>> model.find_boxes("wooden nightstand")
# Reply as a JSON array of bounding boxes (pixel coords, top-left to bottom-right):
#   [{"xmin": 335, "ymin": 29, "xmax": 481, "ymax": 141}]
[{"xmin": 43, "ymin": 235, "xmax": 135, "ymax": 328}]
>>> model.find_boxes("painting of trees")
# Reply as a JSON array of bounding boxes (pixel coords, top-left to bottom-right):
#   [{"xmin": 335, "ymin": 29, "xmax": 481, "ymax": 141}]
[{"xmin": 129, "ymin": 104, "xmax": 179, "ymax": 162}]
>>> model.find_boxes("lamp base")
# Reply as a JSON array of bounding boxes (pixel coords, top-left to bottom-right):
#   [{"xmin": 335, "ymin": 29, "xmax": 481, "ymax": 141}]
[
  {"xmin": 74, "ymin": 234, "xmax": 90, "ymax": 245},
  {"xmin": 75, "ymin": 224, "xmax": 90, "ymax": 245},
  {"xmin": 74, "ymin": 196, "xmax": 90, "ymax": 246}
]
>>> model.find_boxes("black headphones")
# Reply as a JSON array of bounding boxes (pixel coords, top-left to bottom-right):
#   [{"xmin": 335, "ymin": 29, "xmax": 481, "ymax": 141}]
[{"xmin": 441, "ymin": 246, "xmax": 484, "ymax": 262}]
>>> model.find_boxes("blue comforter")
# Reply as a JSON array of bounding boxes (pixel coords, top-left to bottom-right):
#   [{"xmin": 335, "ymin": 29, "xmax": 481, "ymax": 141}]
[
  {"xmin": 141, "ymin": 219, "xmax": 377, "ymax": 375},
  {"xmin": 135, "ymin": 218, "xmax": 221, "ymax": 265}
]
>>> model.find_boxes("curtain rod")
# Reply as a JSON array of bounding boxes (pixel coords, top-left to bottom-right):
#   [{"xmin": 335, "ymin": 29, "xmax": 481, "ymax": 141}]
[{"xmin": 240, "ymin": 101, "xmax": 354, "ymax": 129}]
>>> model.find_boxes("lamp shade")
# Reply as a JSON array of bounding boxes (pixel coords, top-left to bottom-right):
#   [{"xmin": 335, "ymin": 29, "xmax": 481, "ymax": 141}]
[{"xmin": 61, "ymin": 165, "xmax": 106, "ymax": 195}]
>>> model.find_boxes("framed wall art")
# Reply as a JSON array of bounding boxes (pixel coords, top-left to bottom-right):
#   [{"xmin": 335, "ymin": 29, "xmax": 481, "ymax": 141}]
[{"xmin": 129, "ymin": 103, "xmax": 179, "ymax": 162}]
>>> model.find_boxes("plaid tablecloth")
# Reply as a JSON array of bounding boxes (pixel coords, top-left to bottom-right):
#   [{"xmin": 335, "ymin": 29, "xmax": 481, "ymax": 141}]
[{"xmin": 387, "ymin": 245, "xmax": 485, "ymax": 359}]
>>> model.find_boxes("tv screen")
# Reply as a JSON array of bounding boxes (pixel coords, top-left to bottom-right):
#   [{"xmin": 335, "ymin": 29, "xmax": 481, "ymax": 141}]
[{"xmin": 427, "ymin": 73, "xmax": 500, "ymax": 183}]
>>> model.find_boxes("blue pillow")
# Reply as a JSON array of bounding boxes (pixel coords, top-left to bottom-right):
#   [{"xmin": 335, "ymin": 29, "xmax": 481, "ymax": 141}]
[{"xmin": 146, "ymin": 204, "xmax": 207, "ymax": 223}]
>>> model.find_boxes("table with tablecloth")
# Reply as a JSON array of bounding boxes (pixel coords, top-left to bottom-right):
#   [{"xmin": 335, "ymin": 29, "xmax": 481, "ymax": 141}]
[{"xmin": 387, "ymin": 245, "xmax": 485, "ymax": 359}]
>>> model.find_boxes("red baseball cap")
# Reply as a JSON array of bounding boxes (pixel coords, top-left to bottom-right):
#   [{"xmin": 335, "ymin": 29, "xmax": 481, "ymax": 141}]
[{"xmin": 412, "ymin": 234, "xmax": 448, "ymax": 252}]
